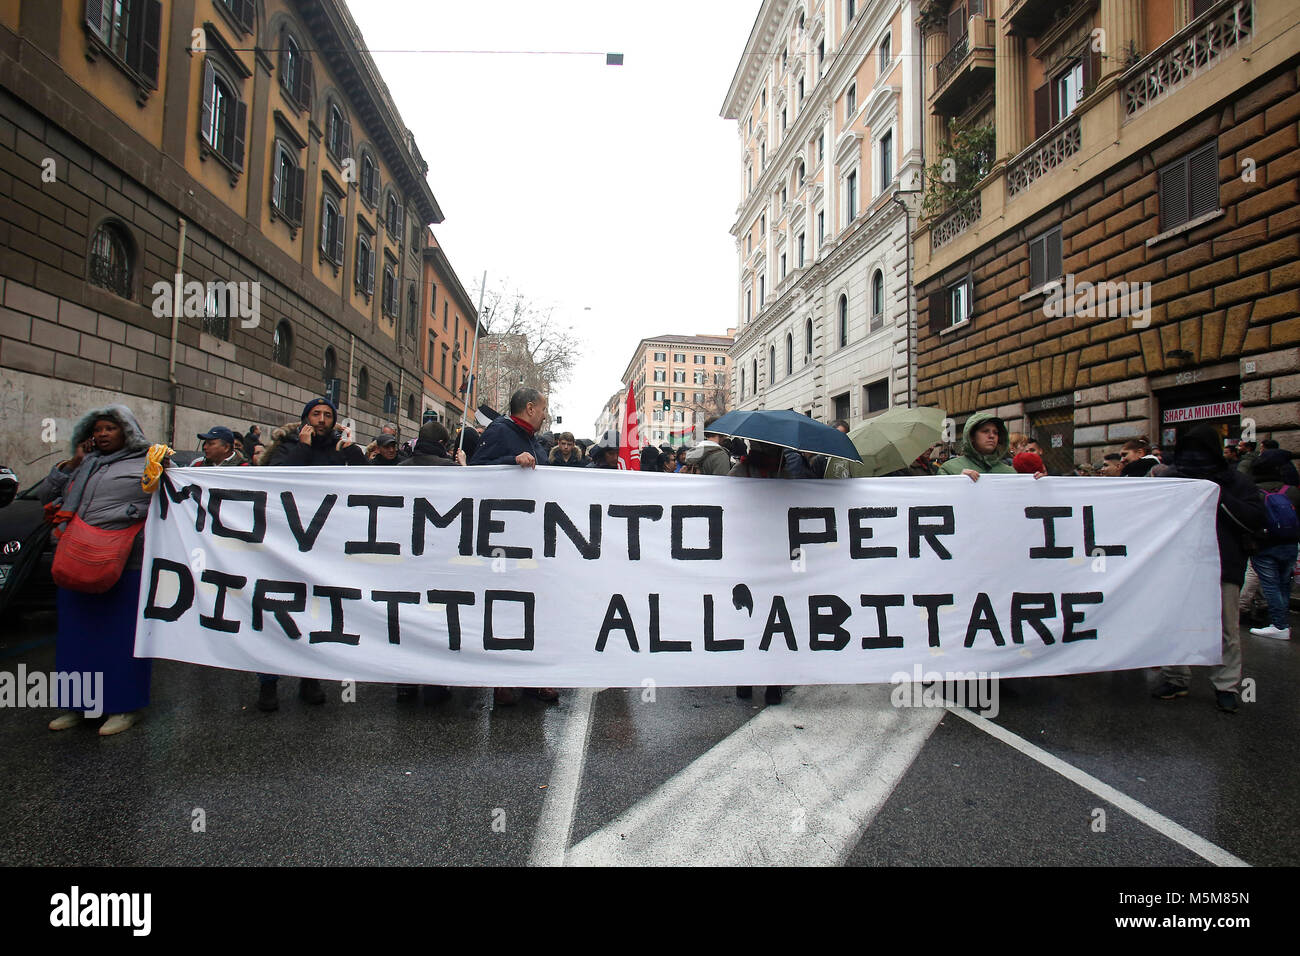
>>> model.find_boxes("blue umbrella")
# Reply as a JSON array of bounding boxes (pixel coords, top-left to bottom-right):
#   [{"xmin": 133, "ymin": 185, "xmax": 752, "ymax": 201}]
[{"xmin": 706, "ymin": 409, "xmax": 862, "ymax": 462}]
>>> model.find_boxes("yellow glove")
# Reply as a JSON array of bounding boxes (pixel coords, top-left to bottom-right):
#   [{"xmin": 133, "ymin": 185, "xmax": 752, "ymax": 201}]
[{"xmin": 141, "ymin": 443, "xmax": 174, "ymax": 493}]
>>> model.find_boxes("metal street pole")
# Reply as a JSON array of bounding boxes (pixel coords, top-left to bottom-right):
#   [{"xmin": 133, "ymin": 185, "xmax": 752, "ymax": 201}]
[{"xmin": 458, "ymin": 271, "xmax": 487, "ymax": 455}]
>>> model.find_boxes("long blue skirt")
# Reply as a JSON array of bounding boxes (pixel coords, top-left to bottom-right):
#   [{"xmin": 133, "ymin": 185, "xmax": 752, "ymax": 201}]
[{"xmin": 55, "ymin": 569, "xmax": 151, "ymax": 714}]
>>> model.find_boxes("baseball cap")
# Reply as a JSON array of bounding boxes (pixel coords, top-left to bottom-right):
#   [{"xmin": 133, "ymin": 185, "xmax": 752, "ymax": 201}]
[{"xmin": 198, "ymin": 426, "xmax": 235, "ymax": 443}]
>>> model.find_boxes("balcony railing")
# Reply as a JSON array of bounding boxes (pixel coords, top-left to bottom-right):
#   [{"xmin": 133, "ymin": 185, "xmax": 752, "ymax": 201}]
[
  {"xmin": 1122, "ymin": 0, "xmax": 1253, "ymax": 119},
  {"xmin": 1005, "ymin": 116, "xmax": 1082, "ymax": 198},
  {"xmin": 935, "ymin": 33, "xmax": 969, "ymax": 88},
  {"xmin": 931, "ymin": 195, "xmax": 981, "ymax": 251}
]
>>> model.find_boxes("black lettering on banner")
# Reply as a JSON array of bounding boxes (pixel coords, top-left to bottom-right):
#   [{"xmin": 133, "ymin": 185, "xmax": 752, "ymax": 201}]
[
  {"xmin": 345, "ymin": 495, "xmax": 404, "ymax": 555},
  {"xmin": 543, "ymin": 502, "xmax": 601, "ymax": 559},
  {"xmin": 1025, "ymin": 506, "xmax": 1074, "ymax": 559},
  {"xmin": 648, "ymin": 593, "xmax": 690, "ymax": 651},
  {"xmin": 477, "ymin": 499, "xmax": 535, "ymax": 559},
  {"xmin": 787, "ymin": 507, "xmax": 836, "ymax": 557},
  {"xmin": 308, "ymin": 586, "xmax": 363, "ymax": 644},
  {"xmin": 595, "ymin": 594, "xmax": 638, "ymax": 652},
  {"xmin": 913, "ymin": 594, "xmax": 955, "ymax": 647},
  {"xmin": 412, "ymin": 498, "xmax": 473, "ymax": 556},
  {"xmin": 199, "ymin": 569, "xmax": 247, "ymax": 633},
  {"xmin": 759, "ymin": 596, "xmax": 797, "ymax": 651},
  {"xmin": 1011, "ymin": 592, "xmax": 1057, "ymax": 645},
  {"xmin": 252, "ymin": 580, "xmax": 307, "ymax": 639},
  {"xmin": 670, "ymin": 506, "xmax": 723, "ymax": 561},
  {"xmin": 859, "ymin": 595, "xmax": 905, "ymax": 648},
  {"xmin": 809, "ymin": 595, "xmax": 851, "ymax": 650},
  {"xmin": 608, "ymin": 504, "xmax": 664, "ymax": 560},
  {"xmin": 158, "ymin": 474, "xmax": 202, "ymax": 530},
  {"xmin": 143, "ymin": 558, "xmax": 194, "ymax": 621},
  {"xmin": 427, "ymin": 590, "xmax": 475, "ymax": 651},
  {"xmin": 849, "ymin": 508, "xmax": 898, "ymax": 559},
  {"xmin": 372, "ymin": 590, "xmax": 419, "ymax": 645},
  {"xmin": 1062, "ymin": 592, "xmax": 1103, "ymax": 642},
  {"xmin": 1083, "ymin": 506, "xmax": 1127, "ymax": 557},
  {"xmin": 732, "ymin": 584, "xmax": 754, "ymax": 617},
  {"xmin": 909, "ymin": 506, "xmax": 954, "ymax": 559},
  {"xmin": 483, "ymin": 590, "xmax": 534, "ymax": 650},
  {"xmin": 208, "ymin": 489, "xmax": 267, "ymax": 543},
  {"xmin": 964, "ymin": 592, "xmax": 1006, "ymax": 647},
  {"xmin": 282, "ymin": 492, "xmax": 337, "ymax": 552},
  {"xmin": 703, "ymin": 594, "xmax": 743, "ymax": 651}
]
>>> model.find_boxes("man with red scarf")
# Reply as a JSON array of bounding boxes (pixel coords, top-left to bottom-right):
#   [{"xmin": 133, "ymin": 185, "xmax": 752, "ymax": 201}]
[{"xmin": 469, "ymin": 388, "xmax": 548, "ymax": 467}]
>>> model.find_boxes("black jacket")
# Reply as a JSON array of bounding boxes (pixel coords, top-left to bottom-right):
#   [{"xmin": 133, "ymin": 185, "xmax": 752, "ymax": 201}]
[
  {"xmin": 400, "ymin": 438, "xmax": 455, "ymax": 467},
  {"xmin": 469, "ymin": 417, "xmax": 544, "ymax": 466},
  {"xmin": 266, "ymin": 430, "xmax": 367, "ymax": 466}
]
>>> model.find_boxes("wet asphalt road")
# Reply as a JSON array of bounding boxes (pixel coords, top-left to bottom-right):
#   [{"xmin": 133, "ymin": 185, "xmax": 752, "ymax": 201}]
[{"xmin": 1, "ymin": 608, "xmax": 1296, "ymax": 867}]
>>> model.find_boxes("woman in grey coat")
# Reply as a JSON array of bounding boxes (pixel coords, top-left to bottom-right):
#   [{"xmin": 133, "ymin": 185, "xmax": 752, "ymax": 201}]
[{"xmin": 38, "ymin": 404, "xmax": 160, "ymax": 735}]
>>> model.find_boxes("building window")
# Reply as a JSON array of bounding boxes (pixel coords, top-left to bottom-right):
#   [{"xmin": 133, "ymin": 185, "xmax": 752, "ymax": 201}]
[
  {"xmin": 355, "ymin": 233, "xmax": 375, "ymax": 296},
  {"xmin": 798, "ymin": 77, "xmax": 805, "ymax": 102},
  {"xmin": 817, "ymin": 40, "xmax": 824, "ymax": 74},
  {"xmin": 752, "ymin": 358, "xmax": 758, "ymax": 393},
  {"xmin": 323, "ymin": 346, "xmax": 337, "ymax": 387},
  {"xmin": 278, "ymin": 30, "xmax": 312, "ymax": 109},
  {"xmin": 739, "ymin": 367, "xmax": 745, "ymax": 397},
  {"xmin": 653, "ymin": 351, "xmax": 666, "ymax": 361},
  {"xmin": 817, "ymin": 210, "xmax": 825, "ymax": 243},
  {"xmin": 785, "ymin": 333, "xmax": 793, "ymax": 375},
  {"xmin": 1159, "ymin": 142, "xmax": 1219, "ymax": 232},
  {"xmin": 805, "ymin": 318, "xmax": 813, "ymax": 358},
  {"xmin": 1056, "ymin": 59, "xmax": 1085, "ymax": 124},
  {"xmin": 1028, "ymin": 227, "xmax": 1063, "ymax": 290},
  {"xmin": 871, "ymin": 270, "xmax": 884, "ymax": 332},
  {"xmin": 326, "ymin": 103, "xmax": 352, "ymax": 162},
  {"xmin": 745, "ymin": 289, "xmax": 752, "ymax": 322},
  {"xmin": 382, "ymin": 257, "xmax": 398, "ymax": 318},
  {"xmin": 273, "ymin": 320, "xmax": 292, "ymax": 367},
  {"xmin": 834, "ymin": 392, "xmax": 850, "ymax": 422},
  {"xmin": 879, "ymin": 32, "xmax": 891, "ymax": 71},
  {"xmin": 760, "ymin": 140, "xmax": 767, "ymax": 168},
  {"xmin": 949, "ymin": 278, "xmax": 972, "ymax": 328},
  {"xmin": 203, "ymin": 285, "xmax": 230, "ymax": 340},
  {"xmin": 360, "ymin": 153, "xmax": 379, "ymax": 207},
  {"xmin": 797, "ymin": 161, "xmax": 806, "ymax": 185},
  {"xmin": 386, "ymin": 193, "xmax": 403, "ymax": 237},
  {"xmin": 673, "ymin": 391, "xmax": 685, "ymax": 403},
  {"xmin": 200, "ymin": 60, "xmax": 246, "ymax": 171},
  {"xmin": 406, "ymin": 285, "xmax": 417, "ymax": 338},
  {"xmin": 320, "ymin": 191, "xmax": 343, "ymax": 264},
  {"xmin": 426, "ymin": 331, "xmax": 436, "ymax": 374},
  {"xmin": 838, "ymin": 294, "xmax": 848, "ymax": 347},
  {"xmin": 694, "ymin": 354, "xmax": 706, "ymax": 364},
  {"xmin": 768, "ymin": 345, "xmax": 776, "ymax": 382},
  {"xmin": 759, "ymin": 275, "xmax": 766, "ymax": 307},
  {"xmin": 846, "ymin": 83, "xmax": 856, "ymax": 117},
  {"xmin": 84, "ymin": 0, "xmax": 162, "ymax": 89},
  {"xmin": 673, "ymin": 370, "xmax": 685, "ymax": 383},
  {"xmin": 797, "ymin": 232, "xmax": 805, "ymax": 268},
  {"xmin": 674, "ymin": 352, "xmax": 686, "ymax": 363},
  {"xmin": 653, "ymin": 390, "xmax": 665, "ymax": 402},
  {"xmin": 270, "ymin": 141, "xmax": 303, "ymax": 225},
  {"xmin": 429, "ymin": 282, "xmax": 437, "ymax": 315},
  {"xmin": 846, "ymin": 170, "xmax": 857, "ymax": 224},
  {"xmin": 714, "ymin": 355, "xmax": 726, "ymax": 365},
  {"xmin": 817, "ymin": 133, "xmax": 824, "ymax": 164},
  {"xmin": 653, "ymin": 369, "xmax": 665, "ymax": 383},
  {"xmin": 357, "ymin": 366, "xmax": 369, "ymax": 401},
  {"xmin": 879, "ymin": 130, "xmax": 893, "ymax": 191},
  {"xmin": 865, "ymin": 379, "xmax": 888, "ymax": 414},
  {"xmin": 384, "ymin": 382, "xmax": 397, "ymax": 415},
  {"xmin": 407, "ymin": 393, "xmax": 417, "ymax": 420},
  {"xmin": 87, "ymin": 221, "xmax": 132, "ymax": 298},
  {"xmin": 780, "ymin": 253, "xmax": 787, "ymax": 280},
  {"xmin": 846, "ymin": 0, "xmax": 856, "ymax": 20}
]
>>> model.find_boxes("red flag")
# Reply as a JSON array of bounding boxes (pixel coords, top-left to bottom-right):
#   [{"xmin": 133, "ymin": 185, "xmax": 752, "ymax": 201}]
[{"xmin": 619, "ymin": 384, "xmax": 640, "ymax": 471}]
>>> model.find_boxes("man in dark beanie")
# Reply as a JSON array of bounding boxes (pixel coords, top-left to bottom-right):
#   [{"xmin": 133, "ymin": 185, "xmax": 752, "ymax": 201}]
[
  {"xmin": 1151, "ymin": 424, "xmax": 1265, "ymax": 713},
  {"xmin": 257, "ymin": 396, "xmax": 363, "ymax": 712},
  {"xmin": 266, "ymin": 397, "xmax": 366, "ymax": 466},
  {"xmin": 400, "ymin": 421, "xmax": 465, "ymax": 467}
]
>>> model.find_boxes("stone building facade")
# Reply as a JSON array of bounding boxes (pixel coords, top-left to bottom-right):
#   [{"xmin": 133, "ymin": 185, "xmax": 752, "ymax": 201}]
[
  {"xmin": 914, "ymin": 0, "xmax": 1299, "ymax": 472},
  {"xmin": 619, "ymin": 333, "xmax": 734, "ymax": 446},
  {"xmin": 0, "ymin": 0, "xmax": 441, "ymax": 471}
]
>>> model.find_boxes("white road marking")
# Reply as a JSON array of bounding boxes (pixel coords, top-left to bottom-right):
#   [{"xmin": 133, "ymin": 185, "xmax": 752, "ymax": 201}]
[
  {"xmin": 528, "ymin": 687, "xmax": 597, "ymax": 867},
  {"xmin": 945, "ymin": 705, "xmax": 1250, "ymax": 867},
  {"xmin": 564, "ymin": 685, "xmax": 943, "ymax": 866}
]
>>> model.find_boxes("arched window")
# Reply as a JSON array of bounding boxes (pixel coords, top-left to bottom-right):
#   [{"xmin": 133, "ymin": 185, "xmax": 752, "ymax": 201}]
[
  {"xmin": 360, "ymin": 151, "xmax": 379, "ymax": 207},
  {"xmin": 804, "ymin": 318, "xmax": 813, "ymax": 359},
  {"xmin": 326, "ymin": 102, "xmax": 351, "ymax": 160},
  {"xmin": 384, "ymin": 382, "xmax": 396, "ymax": 415},
  {"xmin": 871, "ymin": 270, "xmax": 884, "ymax": 332},
  {"xmin": 740, "ymin": 367, "xmax": 745, "ymax": 398},
  {"xmin": 87, "ymin": 221, "xmax": 132, "ymax": 298},
  {"xmin": 357, "ymin": 366, "xmax": 369, "ymax": 401},
  {"xmin": 797, "ymin": 160, "xmax": 805, "ymax": 185},
  {"xmin": 406, "ymin": 284, "xmax": 417, "ymax": 338},
  {"xmin": 785, "ymin": 333, "xmax": 793, "ymax": 374},
  {"xmin": 768, "ymin": 345, "xmax": 776, "ymax": 382},
  {"xmin": 323, "ymin": 346, "xmax": 337, "ymax": 385},
  {"xmin": 838, "ymin": 294, "xmax": 848, "ymax": 348},
  {"xmin": 407, "ymin": 393, "xmax": 416, "ymax": 421},
  {"xmin": 273, "ymin": 320, "xmax": 292, "ymax": 366},
  {"xmin": 752, "ymin": 358, "xmax": 758, "ymax": 394},
  {"xmin": 203, "ymin": 285, "xmax": 230, "ymax": 340}
]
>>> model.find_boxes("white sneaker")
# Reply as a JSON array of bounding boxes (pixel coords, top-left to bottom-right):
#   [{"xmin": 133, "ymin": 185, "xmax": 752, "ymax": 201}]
[
  {"xmin": 1250, "ymin": 625, "xmax": 1291, "ymax": 640},
  {"xmin": 98, "ymin": 713, "xmax": 137, "ymax": 736},
  {"xmin": 48, "ymin": 712, "xmax": 84, "ymax": 731}
]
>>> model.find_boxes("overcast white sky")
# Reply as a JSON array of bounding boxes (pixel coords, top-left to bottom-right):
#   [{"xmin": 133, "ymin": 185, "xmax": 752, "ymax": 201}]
[{"xmin": 347, "ymin": 0, "xmax": 758, "ymax": 435}]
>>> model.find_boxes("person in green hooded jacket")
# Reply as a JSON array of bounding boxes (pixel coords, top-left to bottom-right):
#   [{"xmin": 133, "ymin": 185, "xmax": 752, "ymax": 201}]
[{"xmin": 938, "ymin": 412, "xmax": 1042, "ymax": 480}]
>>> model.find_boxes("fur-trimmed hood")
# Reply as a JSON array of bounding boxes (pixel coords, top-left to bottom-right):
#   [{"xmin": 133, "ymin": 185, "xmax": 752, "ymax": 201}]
[{"xmin": 68, "ymin": 404, "xmax": 150, "ymax": 454}]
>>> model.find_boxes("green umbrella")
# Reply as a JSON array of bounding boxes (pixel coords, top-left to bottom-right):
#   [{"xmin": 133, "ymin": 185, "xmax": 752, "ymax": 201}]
[{"xmin": 825, "ymin": 406, "xmax": 948, "ymax": 478}]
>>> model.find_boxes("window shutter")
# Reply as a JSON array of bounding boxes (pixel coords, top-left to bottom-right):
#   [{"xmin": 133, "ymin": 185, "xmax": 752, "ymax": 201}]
[
  {"xmin": 200, "ymin": 60, "xmax": 215, "ymax": 147},
  {"xmin": 369, "ymin": 168, "xmax": 379, "ymax": 206},
  {"xmin": 366, "ymin": 246, "xmax": 375, "ymax": 295},
  {"xmin": 1085, "ymin": 49, "xmax": 1102, "ymax": 93},
  {"xmin": 1159, "ymin": 161, "xmax": 1188, "ymax": 231},
  {"xmin": 354, "ymin": 239, "xmax": 363, "ymax": 290},
  {"xmin": 299, "ymin": 55, "xmax": 313, "ymax": 111},
  {"xmin": 85, "ymin": 0, "xmax": 104, "ymax": 34},
  {"xmin": 1189, "ymin": 142, "xmax": 1219, "ymax": 219},
  {"xmin": 1028, "ymin": 236, "xmax": 1045, "ymax": 289},
  {"xmin": 236, "ymin": 0, "xmax": 254, "ymax": 32},
  {"xmin": 137, "ymin": 1, "xmax": 162, "ymax": 87},
  {"xmin": 947, "ymin": 5, "xmax": 966, "ymax": 46},
  {"xmin": 341, "ymin": 115, "xmax": 352, "ymax": 160},
  {"xmin": 320, "ymin": 204, "xmax": 330, "ymax": 255},
  {"xmin": 270, "ymin": 148, "xmax": 282, "ymax": 210},
  {"xmin": 1046, "ymin": 229, "xmax": 1063, "ymax": 281},
  {"xmin": 277, "ymin": 27, "xmax": 286, "ymax": 87},
  {"xmin": 229, "ymin": 98, "xmax": 247, "ymax": 169},
  {"xmin": 1033, "ymin": 82, "xmax": 1050, "ymax": 138},
  {"xmin": 928, "ymin": 291, "xmax": 947, "ymax": 334},
  {"xmin": 290, "ymin": 166, "xmax": 305, "ymax": 225},
  {"xmin": 332, "ymin": 212, "xmax": 344, "ymax": 264}
]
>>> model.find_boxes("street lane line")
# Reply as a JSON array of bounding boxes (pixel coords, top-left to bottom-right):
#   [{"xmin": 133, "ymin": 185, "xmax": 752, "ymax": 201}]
[
  {"xmin": 946, "ymin": 704, "xmax": 1250, "ymax": 867},
  {"xmin": 564, "ymin": 685, "xmax": 943, "ymax": 866},
  {"xmin": 528, "ymin": 687, "xmax": 597, "ymax": 867}
]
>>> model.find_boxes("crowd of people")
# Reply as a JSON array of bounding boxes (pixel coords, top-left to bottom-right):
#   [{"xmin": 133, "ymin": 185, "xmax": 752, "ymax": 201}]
[{"xmin": 19, "ymin": 386, "xmax": 1298, "ymax": 733}]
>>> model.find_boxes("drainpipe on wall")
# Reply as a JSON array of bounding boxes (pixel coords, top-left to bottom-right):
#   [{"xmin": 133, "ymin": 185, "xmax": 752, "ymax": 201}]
[
  {"xmin": 891, "ymin": 190, "xmax": 920, "ymax": 408},
  {"xmin": 167, "ymin": 217, "xmax": 187, "ymax": 448},
  {"xmin": 347, "ymin": 333, "xmax": 356, "ymax": 420}
]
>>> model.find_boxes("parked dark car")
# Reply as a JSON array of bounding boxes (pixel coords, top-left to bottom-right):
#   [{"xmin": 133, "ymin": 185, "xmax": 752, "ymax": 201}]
[{"xmin": 0, "ymin": 479, "xmax": 56, "ymax": 615}]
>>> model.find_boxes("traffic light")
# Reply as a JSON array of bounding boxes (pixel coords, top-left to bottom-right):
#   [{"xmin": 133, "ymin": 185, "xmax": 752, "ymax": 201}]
[{"xmin": 662, "ymin": 398, "xmax": 670, "ymax": 411}]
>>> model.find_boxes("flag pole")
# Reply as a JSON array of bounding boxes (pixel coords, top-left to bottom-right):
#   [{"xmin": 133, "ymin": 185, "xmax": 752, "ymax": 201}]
[{"xmin": 458, "ymin": 271, "xmax": 487, "ymax": 455}]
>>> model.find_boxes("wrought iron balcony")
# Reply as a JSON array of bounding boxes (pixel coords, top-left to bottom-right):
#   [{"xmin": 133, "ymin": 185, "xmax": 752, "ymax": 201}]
[{"xmin": 930, "ymin": 16, "xmax": 996, "ymax": 115}]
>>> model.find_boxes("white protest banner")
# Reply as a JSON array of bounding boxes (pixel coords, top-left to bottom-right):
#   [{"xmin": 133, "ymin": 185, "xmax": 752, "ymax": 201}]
[{"xmin": 135, "ymin": 467, "xmax": 1221, "ymax": 687}]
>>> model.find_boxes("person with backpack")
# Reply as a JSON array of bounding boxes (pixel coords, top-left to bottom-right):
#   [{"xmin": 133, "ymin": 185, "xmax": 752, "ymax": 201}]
[{"xmin": 1248, "ymin": 456, "xmax": 1299, "ymax": 640}]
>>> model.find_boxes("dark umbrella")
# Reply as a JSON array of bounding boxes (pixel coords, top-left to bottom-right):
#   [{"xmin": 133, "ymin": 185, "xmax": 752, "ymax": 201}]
[{"xmin": 706, "ymin": 409, "xmax": 862, "ymax": 462}]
